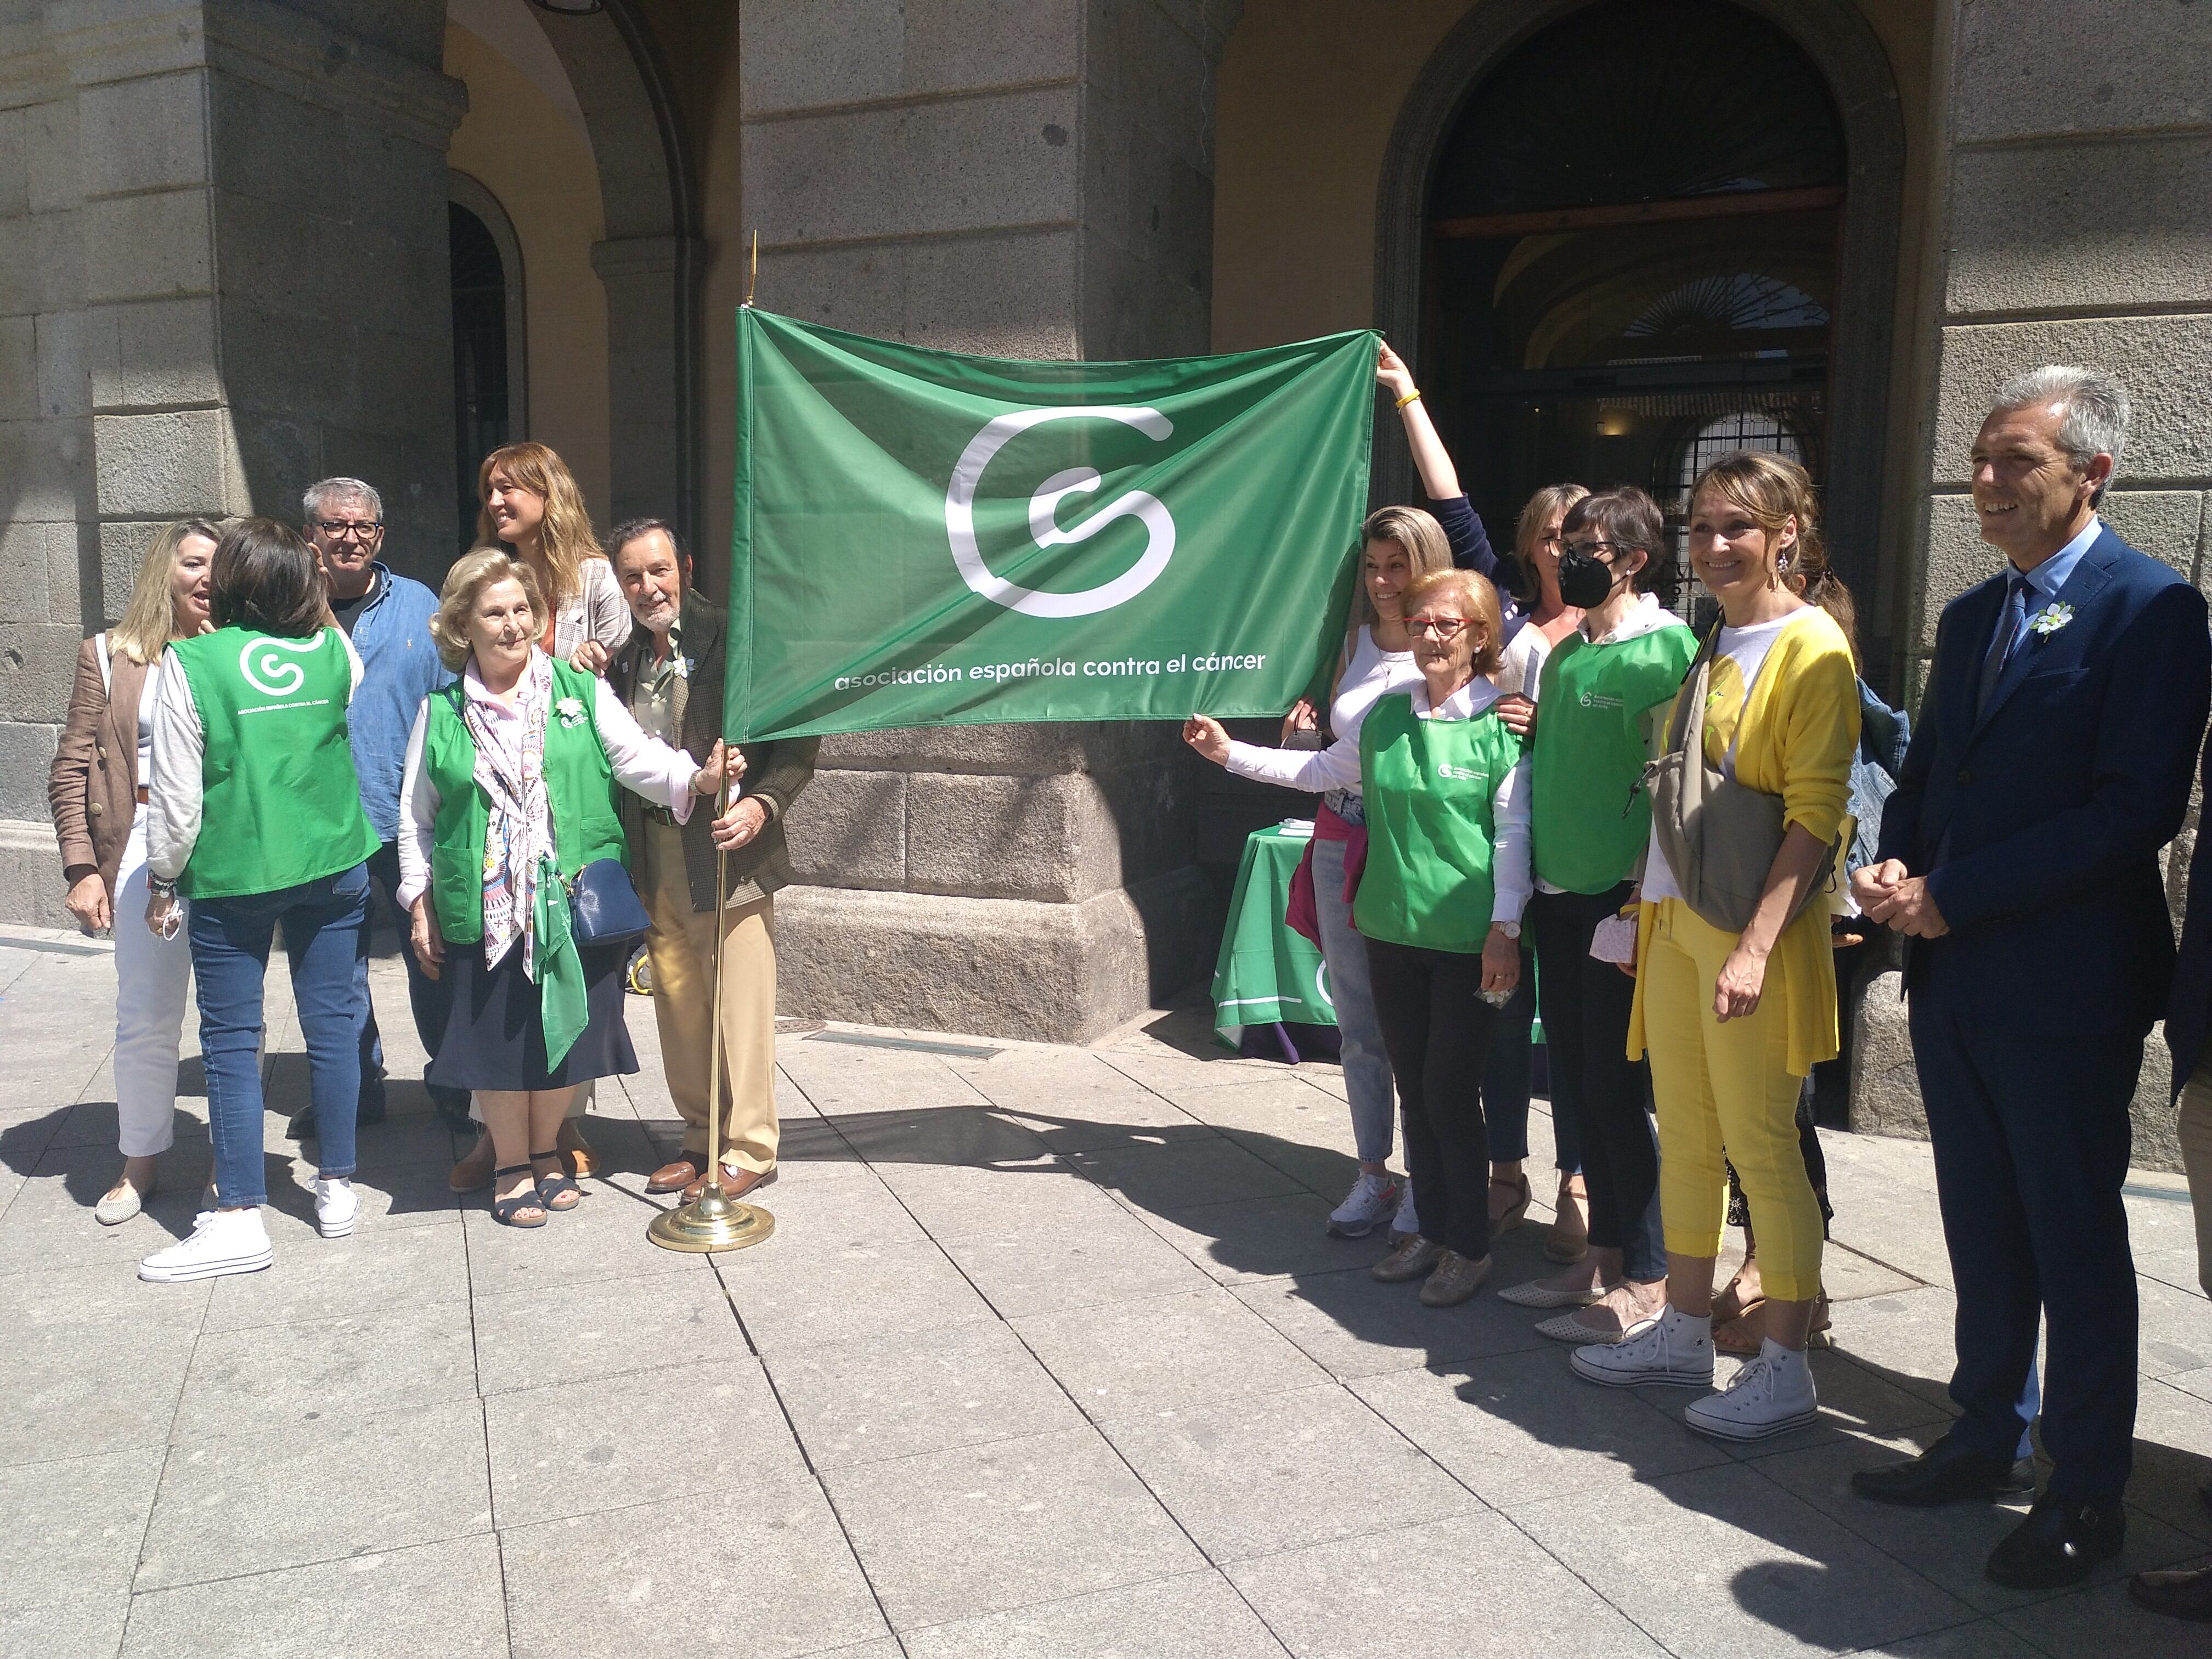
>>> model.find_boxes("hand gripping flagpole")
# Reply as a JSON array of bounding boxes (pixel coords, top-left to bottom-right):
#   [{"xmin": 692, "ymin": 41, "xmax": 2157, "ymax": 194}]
[{"xmin": 649, "ymin": 754, "xmax": 776, "ymax": 1253}]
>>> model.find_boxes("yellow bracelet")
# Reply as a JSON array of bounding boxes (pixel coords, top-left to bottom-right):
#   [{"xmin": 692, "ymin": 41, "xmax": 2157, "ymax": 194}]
[{"xmin": 1395, "ymin": 388, "xmax": 1423, "ymax": 409}]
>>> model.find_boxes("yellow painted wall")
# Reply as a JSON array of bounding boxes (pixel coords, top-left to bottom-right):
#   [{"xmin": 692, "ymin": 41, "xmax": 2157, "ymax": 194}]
[{"xmin": 444, "ymin": 20, "xmax": 613, "ymax": 528}]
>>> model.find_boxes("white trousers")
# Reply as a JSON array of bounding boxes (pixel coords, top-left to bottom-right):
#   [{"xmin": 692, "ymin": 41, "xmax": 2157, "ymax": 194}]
[{"xmin": 113, "ymin": 811, "xmax": 194, "ymax": 1157}]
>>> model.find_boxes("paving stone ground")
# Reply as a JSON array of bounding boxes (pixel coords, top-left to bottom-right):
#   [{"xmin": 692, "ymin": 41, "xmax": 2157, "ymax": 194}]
[{"xmin": 2, "ymin": 922, "xmax": 2210, "ymax": 1658}]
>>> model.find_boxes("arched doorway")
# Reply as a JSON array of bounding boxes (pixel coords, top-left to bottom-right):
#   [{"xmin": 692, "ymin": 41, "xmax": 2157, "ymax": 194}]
[
  {"xmin": 448, "ymin": 189, "xmax": 525, "ymax": 549},
  {"xmin": 1376, "ymin": 0, "xmax": 1904, "ymax": 622}
]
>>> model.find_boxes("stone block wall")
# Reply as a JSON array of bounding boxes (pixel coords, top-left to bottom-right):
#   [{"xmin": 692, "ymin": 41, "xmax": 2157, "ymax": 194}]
[
  {"xmin": 1852, "ymin": 0, "xmax": 2211, "ymax": 1169},
  {"xmin": 0, "ymin": 0, "xmax": 464, "ymax": 857},
  {"xmin": 740, "ymin": 0, "xmax": 1245, "ymax": 1041}
]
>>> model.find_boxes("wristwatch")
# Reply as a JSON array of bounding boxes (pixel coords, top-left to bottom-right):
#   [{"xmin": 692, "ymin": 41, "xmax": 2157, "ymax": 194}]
[{"xmin": 1494, "ymin": 919, "xmax": 1521, "ymax": 939}]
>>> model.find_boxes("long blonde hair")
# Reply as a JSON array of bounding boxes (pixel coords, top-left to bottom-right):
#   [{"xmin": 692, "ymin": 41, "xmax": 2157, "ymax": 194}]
[
  {"xmin": 475, "ymin": 441, "xmax": 604, "ymax": 608},
  {"xmin": 1691, "ymin": 450, "xmax": 1849, "ymax": 623},
  {"xmin": 110, "ymin": 518, "xmax": 223, "ymax": 665},
  {"xmin": 1511, "ymin": 482, "xmax": 1589, "ymax": 605},
  {"xmin": 1349, "ymin": 505, "xmax": 1454, "ymax": 635}
]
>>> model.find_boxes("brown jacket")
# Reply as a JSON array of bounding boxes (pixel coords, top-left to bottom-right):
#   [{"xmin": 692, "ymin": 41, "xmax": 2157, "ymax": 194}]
[
  {"xmin": 606, "ymin": 590, "xmax": 818, "ymax": 910},
  {"xmin": 48, "ymin": 634, "xmax": 151, "ymax": 898}
]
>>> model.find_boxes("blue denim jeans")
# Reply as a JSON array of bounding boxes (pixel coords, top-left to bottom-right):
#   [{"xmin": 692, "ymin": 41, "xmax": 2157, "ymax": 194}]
[
  {"xmin": 188, "ymin": 863, "xmax": 371, "ymax": 1206},
  {"xmin": 1311, "ymin": 834, "xmax": 1398, "ymax": 1165},
  {"xmin": 357, "ymin": 839, "xmax": 466, "ymax": 1115}
]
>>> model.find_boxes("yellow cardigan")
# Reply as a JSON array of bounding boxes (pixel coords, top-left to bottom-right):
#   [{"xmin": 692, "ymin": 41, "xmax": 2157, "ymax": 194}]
[{"xmin": 1628, "ymin": 605, "xmax": 1862, "ymax": 1077}]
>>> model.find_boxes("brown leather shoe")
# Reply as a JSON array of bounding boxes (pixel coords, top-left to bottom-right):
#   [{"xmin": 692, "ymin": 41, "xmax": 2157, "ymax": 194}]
[
  {"xmin": 449, "ymin": 1131, "xmax": 496, "ymax": 1194},
  {"xmin": 680, "ymin": 1164, "xmax": 777, "ymax": 1204},
  {"xmin": 646, "ymin": 1153, "xmax": 708, "ymax": 1195}
]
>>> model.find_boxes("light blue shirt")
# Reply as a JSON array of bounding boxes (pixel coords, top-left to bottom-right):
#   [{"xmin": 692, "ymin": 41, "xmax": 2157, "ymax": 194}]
[{"xmin": 1996, "ymin": 515, "xmax": 2100, "ymax": 659}]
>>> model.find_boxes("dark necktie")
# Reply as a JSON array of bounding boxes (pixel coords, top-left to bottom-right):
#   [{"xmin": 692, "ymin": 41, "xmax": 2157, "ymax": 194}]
[{"xmin": 1976, "ymin": 571, "xmax": 2033, "ymax": 718}]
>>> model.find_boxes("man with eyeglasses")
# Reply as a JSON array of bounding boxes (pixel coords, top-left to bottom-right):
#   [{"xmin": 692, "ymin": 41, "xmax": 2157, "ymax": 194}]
[{"xmin": 297, "ymin": 478, "xmax": 467, "ymax": 1137}]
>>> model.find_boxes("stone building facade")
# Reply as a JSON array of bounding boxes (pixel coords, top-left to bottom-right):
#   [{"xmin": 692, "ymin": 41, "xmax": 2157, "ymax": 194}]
[{"xmin": 2, "ymin": 2, "xmax": 2207, "ymax": 1150}]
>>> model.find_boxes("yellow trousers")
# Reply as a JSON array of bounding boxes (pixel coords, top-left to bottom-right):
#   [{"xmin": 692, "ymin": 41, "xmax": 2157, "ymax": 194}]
[
  {"xmin": 2179, "ymin": 1062, "xmax": 2212, "ymax": 1299},
  {"xmin": 1641, "ymin": 899, "xmax": 1824, "ymax": 1301},
  {"xmin": 639, "ymin": 819, "xmax": 780, "ymax": 1173}
]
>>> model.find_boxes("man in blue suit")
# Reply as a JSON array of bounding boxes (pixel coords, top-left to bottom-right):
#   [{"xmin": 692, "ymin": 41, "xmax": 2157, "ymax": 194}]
[{"xmin": 1848, "ymin": 367, "xmax": 2210, "ymax": 1588}]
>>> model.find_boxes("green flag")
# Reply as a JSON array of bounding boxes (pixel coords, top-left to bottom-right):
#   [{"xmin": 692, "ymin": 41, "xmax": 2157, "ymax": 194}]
[{"xmin": 729, "ymin": 309, "xmax": 1376, "ymax": 740}]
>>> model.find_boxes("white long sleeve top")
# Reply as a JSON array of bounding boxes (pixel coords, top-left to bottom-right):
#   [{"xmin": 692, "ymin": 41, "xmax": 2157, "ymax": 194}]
[
  {"xmin": 147, "ymin": 630, "xmax": 366, "ymax": 882},
  {"xmin": 1224, "ymin": 678, "xmax": 1532, "ymax": 925},
  {"xmin": 394, "ymin": 657, "xmax": 701, "ymax": 913}
]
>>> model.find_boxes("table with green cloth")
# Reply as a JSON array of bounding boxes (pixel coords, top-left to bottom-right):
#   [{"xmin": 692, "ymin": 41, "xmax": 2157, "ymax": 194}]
[{"xmin": 1212, "ymin": 822, "xmax": 1334, "ymax": 1049}]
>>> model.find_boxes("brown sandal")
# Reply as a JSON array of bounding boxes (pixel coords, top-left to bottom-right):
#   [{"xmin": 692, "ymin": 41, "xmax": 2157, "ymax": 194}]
[
  {"xmin": 1713, "ymin": 1291, "xmax": 1831, "ymax": 1356},
  {"xmin": 1488, "ymin": 1173, "xmax": 1532, "ymax": 1238}
]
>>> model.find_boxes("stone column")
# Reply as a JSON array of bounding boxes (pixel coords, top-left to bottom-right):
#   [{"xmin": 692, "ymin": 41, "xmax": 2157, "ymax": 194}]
[
  {"xmin": 1850, "ymin": 0, "xmax": 2212, "ymax": 1170},
  {"xmin": 0, "ymin": 0, "xmax": 464, "ymax": 922},
  {"xmin": 741, "ymin": 0, "xmax": 1243, "ymax": 1041}
]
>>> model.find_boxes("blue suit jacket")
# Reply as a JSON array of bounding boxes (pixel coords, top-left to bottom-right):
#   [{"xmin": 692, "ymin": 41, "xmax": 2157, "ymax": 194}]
[{"xmin": 1877, "ymin": 523, "xmax": 2209, "ymax": 1036}]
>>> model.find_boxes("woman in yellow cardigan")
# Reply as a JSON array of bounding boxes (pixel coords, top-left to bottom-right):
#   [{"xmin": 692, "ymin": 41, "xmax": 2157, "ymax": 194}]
[{"xmin": 1571, "ymin": 450, "xmax": 1860, "ymax": 1442}]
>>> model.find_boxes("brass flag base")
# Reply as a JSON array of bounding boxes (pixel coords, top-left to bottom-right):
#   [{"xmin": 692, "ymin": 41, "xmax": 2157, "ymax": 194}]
[
  {"xmin": 645, "ymin": 761, "xmax": 776, "ymax": 1256},
  {"xmin": 647, "ymin": 1184, "xmax": 775, "ymax": 1254}
]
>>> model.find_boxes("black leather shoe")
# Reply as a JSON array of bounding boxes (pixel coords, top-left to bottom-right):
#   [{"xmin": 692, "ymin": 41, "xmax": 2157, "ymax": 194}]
[
  {"xmin": 1985, "ymin": 1495, "xmax": 2126, "ymax": 1589},
  {"xmin": 1850, "ymin": 1434, "xmax": 2036, "ymax": 1508},
  {"xmin": 2129, "ymin": 1562, "xmax": 2212, "ymax": 1623}
]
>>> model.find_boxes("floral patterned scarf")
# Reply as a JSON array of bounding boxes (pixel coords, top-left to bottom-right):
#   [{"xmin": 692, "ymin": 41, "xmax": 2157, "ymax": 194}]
[{"xmin": 462, "ymin": 651, "xmax": 554, "ymax": 976}]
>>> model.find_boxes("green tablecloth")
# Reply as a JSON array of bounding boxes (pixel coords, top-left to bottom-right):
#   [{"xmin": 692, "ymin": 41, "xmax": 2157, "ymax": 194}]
[{"xmin": 1212, "ymin": 823, "xmax": 1334, "ymax": 1047}]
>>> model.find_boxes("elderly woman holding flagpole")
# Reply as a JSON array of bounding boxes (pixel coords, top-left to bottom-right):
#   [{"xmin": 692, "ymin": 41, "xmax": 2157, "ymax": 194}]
[{"xmin": 398, "ymin": 549, "xmax": 733, "ymax": 1227}]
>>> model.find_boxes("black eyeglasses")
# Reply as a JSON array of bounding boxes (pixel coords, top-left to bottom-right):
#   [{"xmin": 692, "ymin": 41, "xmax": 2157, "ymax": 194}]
[
  {"xmin": 314, "ymin": 520, "xmax": 383, "ymax": 539},
  {"xmin": 1560, "ymin": 539, "xmax": 1623, "ymax": 560}
]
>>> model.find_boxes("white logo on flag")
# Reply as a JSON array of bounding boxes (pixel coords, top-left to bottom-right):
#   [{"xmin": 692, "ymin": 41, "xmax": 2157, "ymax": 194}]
[
  {"xmin": 238, "ymin": 634, "xmax": 325, "ymax": 697},
  {"xmin": 944, "ymin": 407, "xmax": 1177, "ymax": 618}
]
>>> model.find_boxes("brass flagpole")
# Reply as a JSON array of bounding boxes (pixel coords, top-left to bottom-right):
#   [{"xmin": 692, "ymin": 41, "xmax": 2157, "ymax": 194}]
[{"xmin": 648, "ymin": 756, "xmax": 775, "ymax": 1252}]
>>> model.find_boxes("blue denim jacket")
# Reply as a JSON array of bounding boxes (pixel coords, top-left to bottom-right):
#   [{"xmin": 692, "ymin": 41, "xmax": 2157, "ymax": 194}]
[{"xmin": 347, "ymin": 563, "xmax": 454, "ymax": 842}]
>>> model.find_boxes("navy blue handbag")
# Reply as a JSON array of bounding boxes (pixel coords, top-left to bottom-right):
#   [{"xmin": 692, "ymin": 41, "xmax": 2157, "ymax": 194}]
[{"xmin": 567, "ymin": 857, "xmax": 651, "ymax": 948}]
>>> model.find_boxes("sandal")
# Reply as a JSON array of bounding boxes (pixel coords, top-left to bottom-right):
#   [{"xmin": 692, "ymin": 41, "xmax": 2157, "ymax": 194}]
[
  {"xmin": 1714, "ymin": 1292, "xmax": 1832, "ymax": 1356},
  {"xmin": 1543, "ymin": 1175, "xmax": 1589, "ymax": 1263},
  {"xmin": 1712, "ymin": 1274, "xmax": 1766, "ymax": 1327},
  {"xmin": 531, "ymin": 1150, "xmax": 583, "ymax": 1212},
  {"xmin": 1488, "ymin": 1173, "xmax": 1532, "ymax": 1238},
  {"xmin": 490, "ymin": 1165, "xmax": 548, "ymax": 1228}
]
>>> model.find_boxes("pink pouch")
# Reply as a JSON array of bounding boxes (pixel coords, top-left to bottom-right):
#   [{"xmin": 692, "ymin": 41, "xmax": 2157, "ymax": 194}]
[{"xmin": 1285, "ymin": 839, "xmax": 1321, "ymax": 946}]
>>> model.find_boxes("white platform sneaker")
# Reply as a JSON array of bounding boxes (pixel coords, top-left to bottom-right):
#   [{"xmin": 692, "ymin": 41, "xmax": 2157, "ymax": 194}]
[
  {"xmin": 1327, "ymin": 1171, "xmax": 1401, "ymax": 1238},
  {"xmin": 138, "ymin": 1207, "xmax": 274, "ymax": 1283},
  {"xmin": 311, "ymin": 1177, "xmax": 359, "ymax": 1239},
  {"xmin": 1569, "ymin": 1304, "xmax": 1716, "ymax": 1389},
  {"xmin": 1387, "ymin": 1181, "xmax": 1420, "ymax": 1243},
  {"xmin": 1684, "ymin": 1339, "xmax": 1819, "ymax": 1442}
]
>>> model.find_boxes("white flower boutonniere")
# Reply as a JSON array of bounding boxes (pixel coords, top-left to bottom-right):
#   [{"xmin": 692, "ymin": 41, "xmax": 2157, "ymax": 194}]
[
  {"xmin": 2030, "ymin": 602, "xmax": 2075, "ymax": 638},
  {"xmin": 554, "ymin": 695, "xmax": 587, "ymax": 727},
  {"xmin": 675, "ymin": 655, "xmax": 692, "ymax": 680}
]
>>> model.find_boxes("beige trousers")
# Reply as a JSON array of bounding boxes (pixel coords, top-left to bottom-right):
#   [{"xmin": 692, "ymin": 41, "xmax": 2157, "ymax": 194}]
[
  {"xmin": 2179, "ymin": 1061, "xmax": 2212, "ymax": 1299},
  {"xmin": 639, "ymin": 818, "xmax": 778, "ymax": 1172}
]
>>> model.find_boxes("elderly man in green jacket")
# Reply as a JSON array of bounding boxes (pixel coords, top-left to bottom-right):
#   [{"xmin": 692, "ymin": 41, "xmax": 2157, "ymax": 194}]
[{"xmin": 605, "ymin": 517, "xmax": 817, "ymax": 1202}]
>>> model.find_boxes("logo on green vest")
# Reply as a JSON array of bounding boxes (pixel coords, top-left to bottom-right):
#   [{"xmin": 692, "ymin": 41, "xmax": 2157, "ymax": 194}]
[
  {"xmin": 1578, "ymin": 690, "xmax": 1625, "ymax": 710},
  {"xmin": 944, "ymin": 408, "xmax": 1177, "ymax": 619},
  {"xmin": 238, "ymin": 634, "xmax": 327, "ymax": 698},
  {"xmin": 1436, "ymin": 761, "xmax": 1489, "ymax": 782}
]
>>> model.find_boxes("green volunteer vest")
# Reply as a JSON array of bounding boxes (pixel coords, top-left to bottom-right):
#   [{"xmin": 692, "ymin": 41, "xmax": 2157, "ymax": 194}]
[
  {"xmin": 1352, "ymin": 692, "xmax": 1524, "ymax": 954},
  {"xmin": 167, "ymin": 626, "xmax": 380, "ymax": 899},
  {"xmin": 1530, "ymin": 623, "xmax": 1699, "ymax": 894},
  {"xmin": 424, "ymin": 657, "xmax": 630, "ymax": 943}
]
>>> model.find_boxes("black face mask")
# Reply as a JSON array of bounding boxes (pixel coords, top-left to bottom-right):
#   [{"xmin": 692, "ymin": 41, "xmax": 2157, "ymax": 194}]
[{"xmin": 1555, "ymin": 543, "xmax": 1622, "ymax": 610}]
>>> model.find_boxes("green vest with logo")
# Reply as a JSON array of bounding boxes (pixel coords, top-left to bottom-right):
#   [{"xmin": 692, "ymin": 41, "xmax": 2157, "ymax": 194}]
[
  {"xmin": 424, "ymin": 658, "xmax": 630, "ymax": 944},
  {"xmin": 167, "ymin": 626, "xmax": 380, "ymax": 899},
  {"xmin": 1352, "ymin": 692, "xmax": 1524, "ymax": 953},
  {"xmin": 1530, "ymin": 624, "xmax": 1699, "ymax": 894}
]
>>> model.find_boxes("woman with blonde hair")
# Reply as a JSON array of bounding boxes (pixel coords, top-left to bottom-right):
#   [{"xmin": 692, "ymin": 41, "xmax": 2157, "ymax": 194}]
[
  {"xmin": 1571, "ymin": 451, "xmax": 1859, "ymax": 1442},
  {"xmin": 398, "ymin": 550, "xmax": 731, "ymax": 1227},
  {"xmin": 1189, "ymin": 567, "xmax": 1531, "ymax": 1307},
  {"xmin": 466, "ymin": 442, "xmax": 631, "ymax": 1183},
  {"xmin": 47, "ymin": 518, "xmax": 219, "ymax": 1224}
]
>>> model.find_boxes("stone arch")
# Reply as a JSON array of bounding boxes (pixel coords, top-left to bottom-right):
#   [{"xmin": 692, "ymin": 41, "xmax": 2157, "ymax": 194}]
[
  {"xmin": 520, "ymin": 0, "xmax": 701, "ymax": 543},
  {"xmin": 1373, "ymin": 0, "xmax": 1905, "ymax": 592}
]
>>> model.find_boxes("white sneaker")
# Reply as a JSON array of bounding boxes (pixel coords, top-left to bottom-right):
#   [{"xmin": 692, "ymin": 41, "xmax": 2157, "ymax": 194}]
[
  {"xmin": 1388, "ymin": 1181, "xmax": 1420, "ymax": 1242},
  {"xmin": 139, "ymin": 1207, "xmax": 273, "ymax": 1283},
  {"xmin": 1569, "ymin": 1305, "xmax": 1715, "ymax": 1389},
  {"xmin": 311, "ymin": 1177, "xmax": 359, "ymax": 1239},
  {"xmin": 1684, "ymin": 1339, "xmax": 1819, "ymax": 1442},
  {"xmin": 1327, "ymin": 1171, "xmax": 1401, "ymax": 1238}
]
